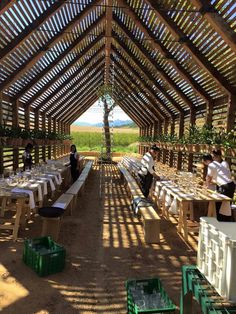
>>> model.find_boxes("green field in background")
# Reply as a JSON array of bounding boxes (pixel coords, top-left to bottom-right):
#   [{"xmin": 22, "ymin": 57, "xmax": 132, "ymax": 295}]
[{"xmin": 71, "ymin": 131, "xmax": 138, "ymax": 153}]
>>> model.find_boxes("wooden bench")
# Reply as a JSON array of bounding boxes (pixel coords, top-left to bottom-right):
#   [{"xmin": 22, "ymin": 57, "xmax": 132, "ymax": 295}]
[
  {"xmin": 66, "ymin": 160, "xmax": 93, "ymax": 211},
  {"xmin": 52, "ymin": 193, "xmax": 74, "ymax": 215},
  {"xmin": 118, "ymin": 163, "xmax": 160, "ymax": 243}
]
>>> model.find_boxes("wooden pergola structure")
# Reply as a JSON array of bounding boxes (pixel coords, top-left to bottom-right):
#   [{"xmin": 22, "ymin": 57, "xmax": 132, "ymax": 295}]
[{"xmin": 0, "ymin": 0, "xmax": 235, "ymax": 173}]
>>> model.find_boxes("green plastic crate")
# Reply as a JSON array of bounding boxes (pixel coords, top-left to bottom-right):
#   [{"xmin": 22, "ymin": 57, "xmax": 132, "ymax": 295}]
[
  {"xmin": 126, "ymin": 278, "xmax": 176, "ymax": 313},
  {"xmin": 23, "ymin": 236, "xmax": 66, "ymax": 277}
]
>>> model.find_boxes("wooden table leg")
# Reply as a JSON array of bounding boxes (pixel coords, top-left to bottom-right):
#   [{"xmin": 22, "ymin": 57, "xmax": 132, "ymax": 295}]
[
  {"xmin": 207, "ymin": 201, "xmax": 216, "ymax": 217},
  {"xmin": 178, "ymin": 201, "xmax": 189, "ymax": 240},
  {"xmin": 13, "ymin": 199, "xmax": 23, "ymax": 241}
]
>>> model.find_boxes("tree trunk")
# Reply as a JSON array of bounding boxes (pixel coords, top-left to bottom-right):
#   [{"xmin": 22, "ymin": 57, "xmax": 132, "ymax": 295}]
[{"xmin": 103, "ymin": 99, "xmax": 111, "ymax": 161}]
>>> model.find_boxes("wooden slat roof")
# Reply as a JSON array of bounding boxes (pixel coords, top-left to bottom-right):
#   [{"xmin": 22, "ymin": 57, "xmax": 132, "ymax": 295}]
[{"xmin": 0, "ymin": 0, "xmax": 235, "ymax": 127}]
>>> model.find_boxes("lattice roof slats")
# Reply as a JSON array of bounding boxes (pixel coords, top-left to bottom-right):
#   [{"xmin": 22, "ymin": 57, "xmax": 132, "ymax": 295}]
[
  {"xmin": 152, "ymin": 0, "xmax": 235, "ymax": 95},
  {"xmin": 42, "ymin": 54, "xmax": 105, "ymax": 116},
  {"xmin": 0, "ymin": 0, "xmax": 17, "ymax": 15},
  {"xmin": 112, "ymin": 24, "xmax": 192, "ymax": 113},
  {"xmin": 0, "ymin": 1, "xmax": 64, "ymax": 60},
  {"xmin": 114, "ymin": 63, "xmax": 165, "ymax": 121},
  {"xmin": 50, "ymin": 62, "xmax": 105, "ymax": 118},
  {"xmin": 0, "ymin": 0, "xmax": 105, "ymax": 93},
  {"xmin": 19, "ymin": 22, "xmax": 105, "ymax": 103},
  {"xmin": 113, "ymin": 8, "xmax": 205, "ymax": 109},
  {"xmin": 114, "ymin": 53, "xmax": 175, "ymax": 117},
  {"xmin": 40, "ymin": 57, "xmax": 104, "ymax": 116},
  {"xmin": 112, "ymin": 42, "xmax": 184, "ymax": 115},
  {"xmin": 113, "ymin": 75, "xmax": 154, "ymax": 125},
  {"xmin": 191, "ymin": 0, "xmax": 236, "ymax": 49},
  {"xmin": 21, "ymin": 31, "xmax": 105, "ymax": 106},
  {"xmin": 59, "ymin": 73, "xmax": 104, "ymax": 122}
]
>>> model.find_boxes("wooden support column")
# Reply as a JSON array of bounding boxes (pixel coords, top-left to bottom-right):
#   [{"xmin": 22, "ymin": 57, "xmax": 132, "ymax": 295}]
[
  {"xmin": 0, "ymin": 92, "xmax": 3, "ymax": 174},
  {"xmin": 47, "ymin": 116, "xmax": 52, "ymax": 160},
  {"xmin": 169, "ymin": 120, "xmax": 175, "ymax": 167},
  {"xmin": 226, "ymin": 94, "xmax": 236, "ymax": 132},
  {"xmin": 53, "ymin": 119, "xmax": 57, "ymax": 159},
  {"xmin": 12, "ymin": 99, "xmax": 20, "ymax": 171},
  {"xmin": 153, "ymin": 121, "xmax": 158, "ymax": 139},
  {"xmin": 34, "ymin": 110, "xmax": 39, "ymax": 164},
  {"xmin": 205, "ymin": 101, "xmax": 213, "ymax": 126},
  {"xmin": 41, "ymin": 113, "xmax": 46, "ymax": 162},
  {"xmin": 189, "ymin": 108, "xmax": 196, "ymax": 126},
  {"xmin": 177, "ymin": 113, "xmax": 185, "ymax": 171},
  {"xmin": 163, "ymin": 119, "xmax": 169, "ymax": 164},
  {"xmin": 25, "ymin": 106, "xmax": 30, "ymax": 130}
]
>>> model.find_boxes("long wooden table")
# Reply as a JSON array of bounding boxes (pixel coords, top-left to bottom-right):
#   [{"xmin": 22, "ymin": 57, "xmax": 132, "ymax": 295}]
[{"xmin": 154, "ymin": 180, "xmax": 231, "ymax": 240}]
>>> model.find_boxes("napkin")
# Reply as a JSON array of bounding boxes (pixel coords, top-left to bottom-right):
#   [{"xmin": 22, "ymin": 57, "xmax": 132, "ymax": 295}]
[{"xmin": 219, "ymin": 201, "xmax": 231, "ymax": 216}]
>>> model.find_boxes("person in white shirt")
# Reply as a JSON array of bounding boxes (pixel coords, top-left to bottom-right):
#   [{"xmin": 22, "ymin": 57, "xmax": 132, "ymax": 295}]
[
  {"xmin": 138, "ymin": 145, "xmax": 160, "ymax": 197},
  {"xmin": 212, "ymin": 149, "xmax": 230, "ymax": 173},
  {"xmin": 202, "ymin": 154, "xmax": 235, "ymax": 221}
]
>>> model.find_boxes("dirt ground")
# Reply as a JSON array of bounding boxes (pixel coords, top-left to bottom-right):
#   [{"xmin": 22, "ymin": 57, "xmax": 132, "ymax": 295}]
[{"xmin": 0, "ymin": 162, "xmax": 200, "ymax": 314}]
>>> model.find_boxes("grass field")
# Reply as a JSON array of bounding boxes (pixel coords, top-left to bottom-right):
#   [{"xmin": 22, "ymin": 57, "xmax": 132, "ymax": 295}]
[{"xmin": 71, "ymin": 126, "xmax": 139, "ymax": 153}]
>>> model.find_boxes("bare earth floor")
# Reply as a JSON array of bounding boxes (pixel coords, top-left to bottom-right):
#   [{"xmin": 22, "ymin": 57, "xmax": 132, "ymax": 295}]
[{"xmin": 0, "ymin": 163, "xmax": 201, "ymax": 313}]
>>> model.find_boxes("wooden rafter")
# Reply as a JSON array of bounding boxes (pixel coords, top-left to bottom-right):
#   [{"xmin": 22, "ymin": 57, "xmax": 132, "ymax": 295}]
[
  {"xmin": 113, "ymin": 57, "xmax": 172, "ymax": 120},
  {"xmin": 114, "ymin": 76, "xmax": 153, "ymax": 125},
  {"xmin": 46, "ymin": 63, "xmax": 104, "ymax": 118},
  {"xmin": 118, "ymin": 1, "xmax": 207, "ymax": 105},
  {"xmin": 104, "ymin": 0, "xmax": 113, "ymax": 84},
  {"xmin": 190, "ymin": 0, "xmax": 236, "ymax": 53},
  {"xmin": 112, "ymin": 42, "xmax": 184, "ymax": 115},
  {"xmin": 26, "ymin": 43, "xmax": 104, "ymax": 109},
  {"xmin": 0, "ymin": 0, "xmax": 16, "ymax": 14},
  {"xmin": 145, "ymin": 0, "xmax": 235, "ymax": 96},
  {"xmin": 0, "ymin": 2, "xmax": 65, "ymax": 60},
  {"xmin": 0, "ymin": 0, "xmax": 103, "ymax": 93},
  {"xmin": 114, "ymin": 69, "xmax": 162, "ymax": 123},
  {"xmin": 17, "ymin": 18, "xmax": 105, "ymax": 101},
  {"xmin": 113, "ymin": 15, "xmax": 208, "ymax": 113},
  {"xmin": 52, "ymin": 67, "xmax": 104, "ymax": 120}
]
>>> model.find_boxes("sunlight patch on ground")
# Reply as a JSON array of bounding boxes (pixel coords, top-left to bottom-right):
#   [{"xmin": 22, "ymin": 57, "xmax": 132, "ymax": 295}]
[{"xmin": 0, "ymin": 264, "xmax": 29, "ymax": 310}]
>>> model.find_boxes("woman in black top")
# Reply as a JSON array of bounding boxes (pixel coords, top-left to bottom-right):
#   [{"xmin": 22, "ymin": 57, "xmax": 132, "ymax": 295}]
[
  {"xmin": 22, "ymin": 143, "xmax": 33, "ymax": 171},
  {"xmin": 70, "ymin": 144, "xmax": 80, "ymax": 182}
]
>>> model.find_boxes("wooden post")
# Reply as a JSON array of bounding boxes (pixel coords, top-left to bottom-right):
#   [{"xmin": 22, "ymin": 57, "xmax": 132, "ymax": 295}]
[
  {"xmin": 53, "ymin": 119, "xmax": 57, "ymax": 159},
  {"xmin": 12, "ymin": 99, "xmax": 19, "ymax": 171},
  {"xmin": 0, "ymin": 92, "xmax": 3, "ymax": 174},
  {"xmin": 177, "ymin": 113, "xmax": 185, "ymax": 171},
  {"xmin": 34, "ymin": 110, "xmax": 39, "ymax": 164},
  {"xmin": 205, "ymin": 101, "xmax": 213, "ymax": 126},
  {"xmin": 25, "ymin": 106, "xmax": 30, "ymax": 130},
  {"xmin": 48, "ymin": 116, "xmax": 52, "ymax": 160},
  {"xmin": 226, "ymin": 94, "xmax": 236, "ymax": 132},
  {"xmin": 169, "ymin": 120, "xmax": 175, "ymax": 167},
  {"xmin": 42, "ymin": 113, "xmax": 46, "ymax": 162}
]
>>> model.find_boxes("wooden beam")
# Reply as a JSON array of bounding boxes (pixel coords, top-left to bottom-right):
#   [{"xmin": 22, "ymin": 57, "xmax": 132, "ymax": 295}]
[
  {"xmin": 104, "ymin": 0, "xmax": 113, "ymax": 84},
  {"xmin": 226, "ymin": 94, "xmax": 236, "ymax": 132},
  {"xmin": 17, "ymin": 20, "xmax": 105, "ymax": 102},
  {"xmin": 114, "ymin": 73, "xmax": 156, "ymax": 125},
  {"xmin": 48, "ymin": 63, "xmax": 104, "ymax": 118},
  {"xmin": 0, "ymin": 0, "xmax": 103, "ymax": 93},
  {"xmin": 190, "ymin": 0, "xmax": 236, "ymax": 53},
  {"xmin": 145, "ymin": 0, "xmax": 235, "ymax": 95},
  {"xmin": 24, "ymin": 106, "xmax": 30, "ymax": 129},
  {"xmin": 32, "ymin": 48, "xmax": 104, "ymax": 111},
  {"xmin": 56, "ymin": 74, "xmax": 104, "ymax": 122},
  {"xmin": 112, "ymin": 43, "xmax": 184, "ymax": 115},
  {"xmin": 0, "ymin": 0, "xmax": 16, "ymax": 15},
  {"xmin": 118, "ymin": 1, "xmax": 209, "ymax": 104},
  {"xmin": 112, "ymin": 56, "xmax": 171, "ymax": 120},
  {"xmin": 0, "ymin": 2, "xmax": 65, "ymax": 60}
]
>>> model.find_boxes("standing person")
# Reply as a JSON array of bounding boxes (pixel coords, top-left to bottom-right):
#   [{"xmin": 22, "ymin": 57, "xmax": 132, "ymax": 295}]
[
  {"xmin": 70, "ymin": 144, "xmax": 80, "ymax": 182},
  {"xmin": 212, "ymin": 149, "xmax": 230, "ymax": 172},
  {"xmin": 138, "ymin": 145, "xmax": 160, "ymax": 198},
  {"xmin": 202, "ymin": 154, "xmax": 235, "ymax": 221},
  {"xmin": 22, "ymin": 143, "xmax": 33, "ymax": 171}
]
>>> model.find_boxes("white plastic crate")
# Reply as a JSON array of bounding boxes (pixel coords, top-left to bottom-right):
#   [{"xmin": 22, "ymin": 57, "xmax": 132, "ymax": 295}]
[{"xmin": 197, "ymin": 217, "xmax": 236, "ymax": 301}]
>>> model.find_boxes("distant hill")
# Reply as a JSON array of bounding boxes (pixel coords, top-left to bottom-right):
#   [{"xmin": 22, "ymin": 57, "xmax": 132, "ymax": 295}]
[{"xmin": 73, "ymin": 119, "xmax": 136, "ymax": 128}]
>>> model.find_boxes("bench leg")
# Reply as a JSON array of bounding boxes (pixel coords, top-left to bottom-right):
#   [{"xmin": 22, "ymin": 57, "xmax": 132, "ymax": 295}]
[
  {"xmin": 13, "ymin": 199, "xmax": 23, "ymax": 241},
  {"xmin": 41, "ymin": 217, "xmax": 61, "ymax": 241},
  {"xmin": 143, "ymin": 220, "xmax": 160, "ymax": 244}
]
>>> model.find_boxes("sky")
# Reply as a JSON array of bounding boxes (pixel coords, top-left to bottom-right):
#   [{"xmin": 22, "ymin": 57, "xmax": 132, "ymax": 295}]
[{"xmin": 74, "ymin": 101, "xmax": 132, "ymax": 124}]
